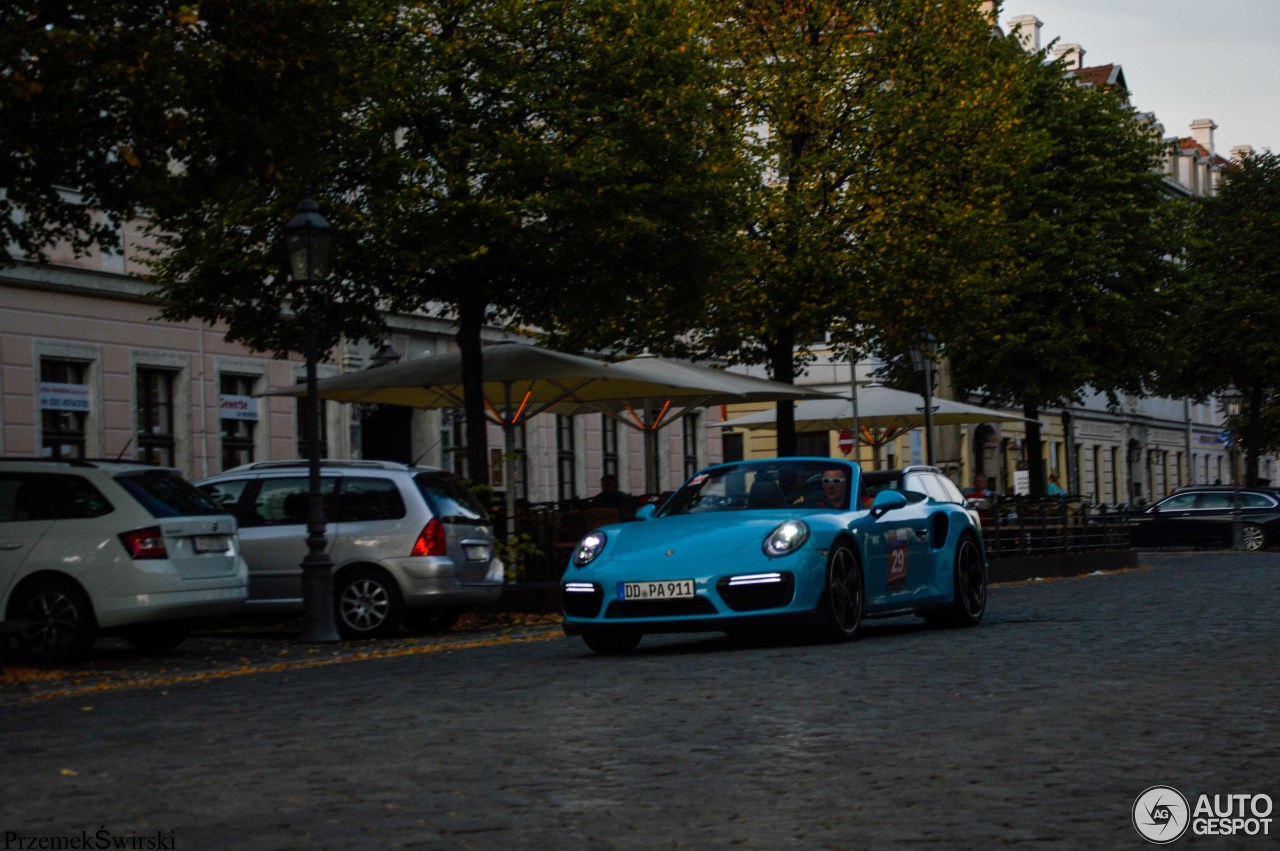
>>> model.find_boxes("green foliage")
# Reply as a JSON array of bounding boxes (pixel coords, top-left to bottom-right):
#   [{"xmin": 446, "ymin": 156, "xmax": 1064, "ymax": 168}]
[
  {"xmin": 693, "ymin": 0, "xmax": 1037, "ymax": 453},
  {"xmin": 1167, "ymin": 150, "xmax": 1280, "ymax": 398},
  {"xmin": 1162, "ymin": 150, "xmax": 1280, "ymax": 477},
  {"xmin": 142, "ymin": 0, "xmax": 401, "ymax": 358},
  {"xmin": 0, "ymin": 1, "xmax": 195, "ymax": 263},
  {"xmin": 946, "ymin": 46, "xmax": 1180, "ymax": 408}
]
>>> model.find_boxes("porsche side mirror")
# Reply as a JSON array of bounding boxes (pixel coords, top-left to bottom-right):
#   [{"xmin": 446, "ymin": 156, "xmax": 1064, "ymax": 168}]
[
  {"xmin": 635, "ymin": 504, "xmax": 657, "ymax": 521},
  {"xmin": 870, "ymin": 489, "xmax": 908, "ymax": 518}
]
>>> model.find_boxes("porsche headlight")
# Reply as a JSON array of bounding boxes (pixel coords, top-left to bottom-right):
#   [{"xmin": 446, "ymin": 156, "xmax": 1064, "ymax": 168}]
[
  {"xmin": 572, "ymin": 531, "xmax": 607, "ymax": 567},
  {"xmin": 763, "ymin": 520, "xmax": 809, "ymax": 558}
]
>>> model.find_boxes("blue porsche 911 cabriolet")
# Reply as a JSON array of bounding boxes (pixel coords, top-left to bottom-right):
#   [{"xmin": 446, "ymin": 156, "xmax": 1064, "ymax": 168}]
[{"xmin": 561, "ymin": 457, "xmax": 987, "ymax": 654}]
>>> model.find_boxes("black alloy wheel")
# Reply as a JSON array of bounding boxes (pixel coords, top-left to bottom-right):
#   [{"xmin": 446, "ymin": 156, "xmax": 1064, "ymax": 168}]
[
  {"xmin": 818, "ymin": 542, "xmax": 863, "ymax": 641},
  {"xmin": 927, "ymin": 534, "xmax": 986, "ymax": 628},
  {"xmin": 14, "ymin": 578, "xmax": 97, "ymax": 664}
]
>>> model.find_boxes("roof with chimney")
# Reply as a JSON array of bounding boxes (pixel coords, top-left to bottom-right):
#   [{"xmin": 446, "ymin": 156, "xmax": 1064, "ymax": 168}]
[{"xmin": 1071, "ymin": 63, "xmax": 1127, "ymax": 92}]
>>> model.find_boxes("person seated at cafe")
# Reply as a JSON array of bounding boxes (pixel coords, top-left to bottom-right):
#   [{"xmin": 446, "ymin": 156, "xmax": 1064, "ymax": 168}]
[
  {"xmin": 590, "ymin": 474, "xmax": 634, "ymax": 515},
  {"xmin": 963, "ymin": 473, "xmax": 992, "ymax": 500},
  {"xmin": 1047, "ymin": 472, "xmax": 1065, "ymax": 496}
]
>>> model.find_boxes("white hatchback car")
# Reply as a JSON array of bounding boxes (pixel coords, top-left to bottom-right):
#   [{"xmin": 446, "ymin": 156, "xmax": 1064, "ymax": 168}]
[{"xmin": 0, "ymin": 459, "xmax": 249, "ymax": 663}]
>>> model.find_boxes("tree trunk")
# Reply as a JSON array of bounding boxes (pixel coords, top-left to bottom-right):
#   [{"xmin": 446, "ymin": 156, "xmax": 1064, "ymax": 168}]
[
  {"xmin": 456, "ymin": 296, "xmax": 491, "ymax": 484},
  {"xmin": 1023, "ymin": 399, "xmax": 1044, "ymax": 496},
  {"xmin": 1246, "ymin": 382, "xmax": 1263, "ymax": 487},
  {"xmin": 768, "ymin": 332, "xmax": 797, "ymax": 456}
]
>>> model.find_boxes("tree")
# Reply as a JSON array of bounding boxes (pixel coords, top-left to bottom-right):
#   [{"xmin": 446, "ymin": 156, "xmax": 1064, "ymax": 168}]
[
  {"xmin": 340, "ymin": 0, "xmax": 744, "ymax": 481},
  {"xmin": 695, "ymin": 0, "xmax": 1036, "ymax": 454},
  {"xmin": 946, "ymin": 44, "xmax": 1181, "ymax": 496},
  {"xmin": 11, "ymin": 1, "xmax": 746, "ymax": 485},
  {"xmin": 1163, "ymin": 150, "xmax": 1280, "ymax": 485},
  {"xmin": 0, "ymin": 1, "xmax": 195, "ymax": 264}
]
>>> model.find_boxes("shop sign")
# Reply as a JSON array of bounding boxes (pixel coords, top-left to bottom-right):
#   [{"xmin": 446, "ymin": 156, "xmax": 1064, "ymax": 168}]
[
  {"xmin": 219, "ymin": 394, "xmax": 259, "ymax": 421},
  {"xmin": 39, "ymin": 382, "xmax": 90, "ymax": 412}
]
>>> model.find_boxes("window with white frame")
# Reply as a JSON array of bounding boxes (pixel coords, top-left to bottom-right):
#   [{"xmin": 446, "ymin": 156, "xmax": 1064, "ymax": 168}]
[
  {"xmin": 682, "ymin": 413, "xmax": 701, "ymax": 480},
  {"xmin": 601, "ymin": 415, "xmax": 619, "ymax": 479},
  {"xmin": 220, "ymin": 374, "xmax": 258, "ymax": 470},
  {"xmin": 136, "ymin": 368, "xmax": 177, "ymax": 466},
  {"xmin": 556, "ymin": 416, "xmax": 576, "ymax": 501},
  {"xmin": 39, "ymin": 359, "xmax": 90, "ymax": 459}
]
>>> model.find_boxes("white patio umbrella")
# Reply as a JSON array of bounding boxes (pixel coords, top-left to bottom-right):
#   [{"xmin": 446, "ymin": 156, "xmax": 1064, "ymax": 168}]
[
  {"xmin": 266, "ymin": 344, "xmax": 832, "ymax": 525},
  {"xmin": 721, "ymin": 384, "xmax": 1032, "ymax": 467},
  {"xmin": 548, "ymin": 354, "xmax": 836, "ymax": 491}
]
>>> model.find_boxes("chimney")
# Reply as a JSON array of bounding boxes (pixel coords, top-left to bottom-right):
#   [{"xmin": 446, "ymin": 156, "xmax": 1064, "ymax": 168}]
[
  {"xmin": 1006, "ymin": 15, "xmax": 1042, "ymax": 52},
  {"xmin": 1190, "ymin": 119, "xmax": 1217, "ymax": 155},
  {"xmin": 1231, "ymin": 145, "xmax": 1254, "ymax": 162},
  {"xmin": 1052, "ymin": 43, "xmax": 1086, "ymax": 70}
]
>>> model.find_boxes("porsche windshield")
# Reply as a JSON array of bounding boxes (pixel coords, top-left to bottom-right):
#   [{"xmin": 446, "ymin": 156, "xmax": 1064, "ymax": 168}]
[{"xmin": 659, "ymin": 460, "xmax": 857, "ymax": 516}]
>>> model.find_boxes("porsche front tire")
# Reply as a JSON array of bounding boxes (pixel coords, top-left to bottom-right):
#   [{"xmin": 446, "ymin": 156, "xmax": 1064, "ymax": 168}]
[
  {"xmin": 816, "ymin": 542, "xmax": 863, "ymax": 641},
  {"xmin": 927, "ymin": 534, "xmax": 986, "ymax": 628}
]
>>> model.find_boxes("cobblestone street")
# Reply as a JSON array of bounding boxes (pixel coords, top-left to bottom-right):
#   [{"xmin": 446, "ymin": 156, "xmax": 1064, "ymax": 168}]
[{"xmin": 2, "ymin": 552, "xmax": 1277, "ymax": 849}]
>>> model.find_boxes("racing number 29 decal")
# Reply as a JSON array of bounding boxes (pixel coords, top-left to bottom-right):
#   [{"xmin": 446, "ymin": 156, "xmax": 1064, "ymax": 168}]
[{"xmin": 887, "ymin": 544, "xmax": 908, "ymax": 591}]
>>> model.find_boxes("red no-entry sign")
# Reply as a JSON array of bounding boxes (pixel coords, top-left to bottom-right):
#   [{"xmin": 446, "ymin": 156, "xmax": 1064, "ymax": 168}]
[{"xmin": 838, "ymin": 429, "xmax": 855, "ymax": 455}]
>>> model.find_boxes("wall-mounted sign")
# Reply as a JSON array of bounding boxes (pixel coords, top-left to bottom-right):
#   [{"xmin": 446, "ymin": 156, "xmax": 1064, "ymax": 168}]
[
  {"xmin": 39, "ymin": 382, "xmax": 90, "ymax": 412},
  {"xmin": 218, "ymin": 394, "xmax": 259, "ymax": 421}
]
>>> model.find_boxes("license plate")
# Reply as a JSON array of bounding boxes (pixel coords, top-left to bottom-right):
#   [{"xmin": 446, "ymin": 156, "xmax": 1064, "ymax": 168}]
[
  {"xmin": 618, "ymin": 579, "xmax": 695, "ymax": 600},
  {"xmin": 463, "ymin": 544, "xmax": 489, "ymax": 561},
  {"xmin": 193, "ymin": 535, "xmax": 231, "ymax": 553}
]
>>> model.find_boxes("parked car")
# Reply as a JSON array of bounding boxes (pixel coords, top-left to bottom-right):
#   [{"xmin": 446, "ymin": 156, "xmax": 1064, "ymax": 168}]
[
  {"xmin": 861, "ymin": 465, "xmax": 981, "ymax": 525},
  {"xmin": 560, "ymin": 457, "xmax": 987, "ymax": 654},
  {"xmin": 196, "ymin": 460, "xmax": 504, "ymax": 639},
  {"xmin": 1127, "ymin": 486, "xmax": 1280, "ymax": 551},
  {"xmin": 0, "ymin": 459, "xmax": 249, "ymax": 663}
]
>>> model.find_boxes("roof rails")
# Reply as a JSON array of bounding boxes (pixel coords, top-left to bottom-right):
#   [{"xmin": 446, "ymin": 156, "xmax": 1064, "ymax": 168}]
[
  {"xmin": 229, "ymin": 459, "xmax": 415, "ymax": 472},
  {"xmin": 0, "ymin": 457, "xmax": 172, "ymax": 470},
  {"xmin": 0, "ymin": 457, "xmax": 96, "ymax": 467}
]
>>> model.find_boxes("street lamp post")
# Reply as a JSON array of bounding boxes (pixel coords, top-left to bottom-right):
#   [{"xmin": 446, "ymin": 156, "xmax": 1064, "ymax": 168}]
[
  {"xmin": 909, "ymin": 331, "xmax": 939, "ymax": 466},
  {"xmin": 1221, "ymin": 384, "xmax": 1244, "ymax": 551},
  {"xmin": 285, "ymin": 194, "xmax": 340, "ymax": 642}
]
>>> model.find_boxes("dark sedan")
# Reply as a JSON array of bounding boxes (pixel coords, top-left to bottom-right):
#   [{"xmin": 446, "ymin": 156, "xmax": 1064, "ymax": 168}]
[{"xmin": 1127, "ymin": 486, "xmax": 1280, "ymax": 551}]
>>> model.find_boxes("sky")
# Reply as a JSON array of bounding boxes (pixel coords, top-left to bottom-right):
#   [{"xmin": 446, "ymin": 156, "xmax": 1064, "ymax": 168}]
[{"xmin": 999, "ymin": 0, "xmax": 1280, "ymax": 156}]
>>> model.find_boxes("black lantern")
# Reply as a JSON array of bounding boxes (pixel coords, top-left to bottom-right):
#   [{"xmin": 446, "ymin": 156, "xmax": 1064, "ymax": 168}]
[
  {"xmin": 284, "ymin": 194, "xmax": 340, "ymax": 643},
  {"xmin": 285, "ymin": 195, "xmax": 334, "ymax": 284}
]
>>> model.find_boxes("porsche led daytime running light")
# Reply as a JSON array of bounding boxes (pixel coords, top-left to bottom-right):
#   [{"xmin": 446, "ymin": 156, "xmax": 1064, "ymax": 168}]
[
  {"xmin": 762, "ymin": 521, "xmax": 809, "ymax": 557},
  {"xmin": 728, "ymin": 573, "xmax": 784, "ymax": 586}
]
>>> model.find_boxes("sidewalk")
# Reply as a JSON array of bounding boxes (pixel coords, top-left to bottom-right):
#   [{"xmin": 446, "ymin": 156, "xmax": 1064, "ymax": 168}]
[{"xmin": 0, "ymin": 611, "xmax": 565, "ymax": 705}]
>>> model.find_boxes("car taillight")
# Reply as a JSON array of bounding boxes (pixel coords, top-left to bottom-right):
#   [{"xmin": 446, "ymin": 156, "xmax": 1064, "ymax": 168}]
[
  {"xmin": 119, "ymin": 527, "xmax": 168, "ymax": 560},
  {"xmin": 411, "ymin": 518, "xmax": 447, "ymax": 557}
]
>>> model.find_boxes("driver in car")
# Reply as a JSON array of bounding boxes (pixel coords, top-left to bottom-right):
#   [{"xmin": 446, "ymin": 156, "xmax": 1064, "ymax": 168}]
[{"xmin": 813, "ymin": 468, "xmax": 849, "ymax": 509}]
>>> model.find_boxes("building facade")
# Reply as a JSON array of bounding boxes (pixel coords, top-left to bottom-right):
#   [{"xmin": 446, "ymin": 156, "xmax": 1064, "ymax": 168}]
[{"xmin": 0, "ymin": 230, "xmax": 724, "ymax": 503}]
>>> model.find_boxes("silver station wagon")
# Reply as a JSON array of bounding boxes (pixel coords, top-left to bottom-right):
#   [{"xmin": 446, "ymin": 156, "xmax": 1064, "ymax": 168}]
[{"xmin": 197, "ymin": 460, "xmax": 504, "ymax": 639}]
